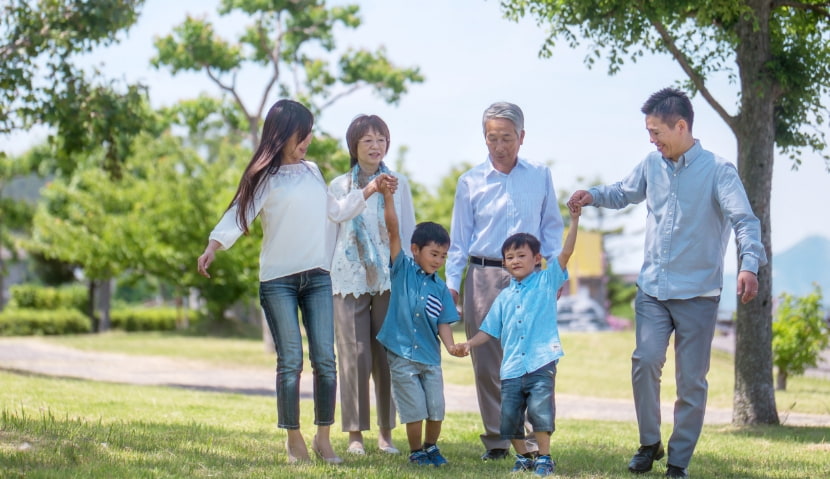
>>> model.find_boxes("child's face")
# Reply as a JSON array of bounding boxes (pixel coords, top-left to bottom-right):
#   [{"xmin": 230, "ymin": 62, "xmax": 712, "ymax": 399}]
[
  {"xmin": 410, "ymin": 242, "xmax": 449, "ymax": 275},
  {"xmin": 503, "ymin": 244, "xmax": 541, "ymax": 282}
]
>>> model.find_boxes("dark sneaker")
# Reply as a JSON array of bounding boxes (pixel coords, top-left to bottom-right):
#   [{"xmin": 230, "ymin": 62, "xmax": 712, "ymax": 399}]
[
  {"xmin": 424, "ymin": 445, "xmax": 448, "ymax": 467},
  {"xmin": 628, "ymin": 441, "xmax": 665, "ymax": 473},
  {"xmin": 409, "ymin": 449, "xmax": 431, "ymax": 466},
  {"xmin": 666, "ymin": 464, "xmax": 689, "ymax": 478},
  {"xmin": 512, "ymin": 454, "xmax": 535, "ymax": 473},
  {"xmin": 481, "ymin": 448, "xmax": 510, "ymax": 460},
  {"xmin": 533, "ymin": 455, "xmax": 556, "ymax": 477}
]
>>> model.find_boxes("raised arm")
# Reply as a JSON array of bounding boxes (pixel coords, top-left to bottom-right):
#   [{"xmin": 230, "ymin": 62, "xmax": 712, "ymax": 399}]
[
  {"xmin": 558, "ymin": 204, "xmax": 581, "ymax": 271},
  {"xmin": 382, "ymin": 181, "xmax": 401, "ymax": 262}
]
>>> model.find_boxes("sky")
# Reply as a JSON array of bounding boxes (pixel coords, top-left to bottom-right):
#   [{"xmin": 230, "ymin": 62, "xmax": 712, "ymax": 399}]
[{"xmin": 4, "ymin": 0, "xmax": 830, "ymax": 274}]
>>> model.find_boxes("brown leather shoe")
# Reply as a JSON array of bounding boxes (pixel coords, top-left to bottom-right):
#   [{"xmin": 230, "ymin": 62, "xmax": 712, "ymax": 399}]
[{"xmin": 628, "ymin": 441, "xmax": 665, "ymax": 473}]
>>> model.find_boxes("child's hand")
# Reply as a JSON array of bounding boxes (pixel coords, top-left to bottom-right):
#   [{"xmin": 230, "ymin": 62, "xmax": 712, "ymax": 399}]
[
  {"xmin": 568, "ymin": 202, "xmax": 582, "ymax": 218},
  {"xmin": 376, "ymin": 173, "xmax": 398, "ymax": 196},
  {"xmin": 451, "ymin": 342, "xmax": 471, "ymax": 357}
]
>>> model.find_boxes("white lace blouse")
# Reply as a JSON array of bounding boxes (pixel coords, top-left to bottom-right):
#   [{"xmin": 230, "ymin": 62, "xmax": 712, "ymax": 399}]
[
  {"xmin": 209, "ymin": 161, "xmax": 367, "ymax": 282},
  {"xmin": 328, "ymin": 172, "xmax": 416, "ymax": 297}
]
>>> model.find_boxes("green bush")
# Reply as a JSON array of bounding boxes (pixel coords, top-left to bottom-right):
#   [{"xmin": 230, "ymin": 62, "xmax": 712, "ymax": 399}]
[
  {"xmin": 8, "ymin": 284, "xmax": 88, "ymax": 312},
  {"xmin": 0, "ymin": 309, "xmax": 92, "ymax": 336},
  {"xmin": 110, "ymin": 307, "xmax": 188, "ymax": 332}
]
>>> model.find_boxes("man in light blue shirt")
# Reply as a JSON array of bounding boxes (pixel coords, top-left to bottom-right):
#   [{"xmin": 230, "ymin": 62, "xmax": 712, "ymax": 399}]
[
  {"xmin": 446, "ymin": 102, "xmax": 565, "ymax": 460},
  {"xmin": 569, "ymin": 88, "xmax": 767, "ymax": 479}
]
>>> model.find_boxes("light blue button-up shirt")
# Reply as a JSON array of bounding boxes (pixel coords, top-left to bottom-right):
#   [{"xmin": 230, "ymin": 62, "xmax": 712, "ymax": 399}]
[
  {"xmin": 377, "ymin": 253, "xmax": 459, "ymax": 366},
  {"xmin": 588, "ymin": 140, "xmax": 767, "ymax": 300},
  {"xmin": 446, "ymin": 157, "xmax": 564, "ymax": 292},
  {"xmin": 480, "ymin": 263, "xmax": 567, "ymax": 380}
]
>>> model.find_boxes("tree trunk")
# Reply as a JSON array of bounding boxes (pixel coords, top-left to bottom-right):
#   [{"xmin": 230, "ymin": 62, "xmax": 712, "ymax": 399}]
[
  {"xmin": 775, "ymin": 369, "xmax": 787, "ymax": 391},
  {"xmin": 731, "ymin": 0, "xmax": 779, "ymax": 425},
  {"xmin": 97, "ymin": 278, "xmax": 112, "ymax": 332}
]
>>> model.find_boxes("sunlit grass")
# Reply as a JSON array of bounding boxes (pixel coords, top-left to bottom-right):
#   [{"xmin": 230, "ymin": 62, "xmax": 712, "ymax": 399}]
[{"xmin": 1, "ymin": 371, "xmax": 828, "ymax": 478}]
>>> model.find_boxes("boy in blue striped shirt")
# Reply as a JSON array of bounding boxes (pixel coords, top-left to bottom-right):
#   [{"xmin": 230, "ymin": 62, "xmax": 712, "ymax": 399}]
[
  {"xmin": 457, "ymin": 203, "xmax": 581, "ymax": 477},
  {"xmin": 375, "ymin": 183, "xmax": 460, "ymax": 467}
]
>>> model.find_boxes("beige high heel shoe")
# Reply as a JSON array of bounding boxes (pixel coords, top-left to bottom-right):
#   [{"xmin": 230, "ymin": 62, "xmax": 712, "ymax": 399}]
[{"xmin": 312, "ymin": 435, "xmax": 343, "ymax": 465}]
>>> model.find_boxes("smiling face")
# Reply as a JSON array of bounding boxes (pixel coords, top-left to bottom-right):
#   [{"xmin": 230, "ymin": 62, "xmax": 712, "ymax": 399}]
[
  {"xmin": 645, "ymin": 114, "xmax": 692, "ymax": 162},
  {"xmin": 503, "ymin": 243, "xmax": 541, "ymax": 282},
  {"xmin": 484, "ymin": 118, "xmax": 524, "ymax": 172},
  {"xmin": 356, "ymin": 128, "xmax": 388, "ymax": 173},
  {"xmin": 282, "ymin": 131, "xmax": 313, "ymax": 164},
  {"xmin": 411, "ymin": 241, "xmax": 449, "ymax": 275}
]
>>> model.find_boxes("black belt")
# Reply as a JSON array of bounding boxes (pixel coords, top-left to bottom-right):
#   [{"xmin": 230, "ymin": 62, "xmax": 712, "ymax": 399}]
[{"xmin": 469, "ymin": 256, "xmax": 503, "ymax": 268}]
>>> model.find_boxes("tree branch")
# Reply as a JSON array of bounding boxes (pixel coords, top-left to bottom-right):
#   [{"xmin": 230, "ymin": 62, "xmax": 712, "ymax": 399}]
[
  {"xmin": 256, "ymin": 16, "xmax": 281, "ymax": 121},
  {"xmin": 205, "ymin": 66, "xmax": 250, "ymax": 121},
  {"xmin": 650, "ymin": 18, "xmax": 737, "ymax": 130},
  {"xmin": 772, "ymin": 1, "xmax": 830, "ymax": 18},
  {"xmin": 317, "ymin": 83, "xmax": 365, "ymax": 111}
]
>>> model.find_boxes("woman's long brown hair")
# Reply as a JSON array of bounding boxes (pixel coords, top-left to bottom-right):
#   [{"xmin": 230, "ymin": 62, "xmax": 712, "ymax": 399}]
[{"xmin": 228, "ymin": 100, "xmax": 314, "ymax": 234}]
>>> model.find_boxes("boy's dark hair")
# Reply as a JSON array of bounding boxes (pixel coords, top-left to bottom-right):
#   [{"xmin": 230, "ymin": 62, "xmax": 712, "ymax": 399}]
[
  {"xmin": 501, "ymin": 233, "xmax": 541, "ymax": 258},
  {"xmin": 411, "ymin": 222, "xmax": 450, "ymax": 248},
  {"xmin": 641, "ymin": 87, "xmax": 694, "ymax": 132}
]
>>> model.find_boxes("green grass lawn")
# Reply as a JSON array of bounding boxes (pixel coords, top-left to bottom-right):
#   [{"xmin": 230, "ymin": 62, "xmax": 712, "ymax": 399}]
[
  {"xmin": 42, "ymin": 329, "xmax": 830, "ymax": 416},
  {"xmin": 1, "ymin": 371, "xmax": 828, "ymax": 478}
]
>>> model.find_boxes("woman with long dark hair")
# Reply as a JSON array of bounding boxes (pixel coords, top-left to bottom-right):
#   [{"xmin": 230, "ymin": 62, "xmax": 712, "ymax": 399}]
[{"xmin": 197, "ymin": 99, "xmax": 395, "ymax": 465}]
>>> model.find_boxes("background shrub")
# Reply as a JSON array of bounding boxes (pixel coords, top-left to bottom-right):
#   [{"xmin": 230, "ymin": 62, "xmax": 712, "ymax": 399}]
[
  {"xmin": 8, "ymin": 284, "xmax": 88, "ymax": 312},
  {"xmin": 110, "ymin": 307, "xmax": 187, "ymax": 332},
  {"xmin": 0, "ymin": 309, "xmax": 92, "ymax": 335}
]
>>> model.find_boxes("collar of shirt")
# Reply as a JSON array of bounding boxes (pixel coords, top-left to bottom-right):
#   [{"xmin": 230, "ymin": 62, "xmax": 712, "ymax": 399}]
[{"xmin": 485, "ymin": 156, "xmax": 526, "ymax": 178}]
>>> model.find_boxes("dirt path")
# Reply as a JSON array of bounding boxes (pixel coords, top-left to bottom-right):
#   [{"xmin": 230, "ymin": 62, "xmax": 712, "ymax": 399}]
[{"xmin": 1, "ymin": 336, "xmax": 828, "ymax": 427}]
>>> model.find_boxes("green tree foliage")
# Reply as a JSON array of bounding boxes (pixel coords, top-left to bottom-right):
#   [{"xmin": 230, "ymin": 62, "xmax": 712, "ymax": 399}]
[
  {"xmin": 772, "ymin": 285, "xmax": 829, "ymax": 390},
  {"xmin": 501, "ymin": 0, "xmax": 830, "ymax": 425},
  {"xmin": 151, "ymin": 0, "xmax": 425, "ymax": 148},
  {"xmin": 0, "ymin": 0, "xmax": 153, "ymax": 179}
]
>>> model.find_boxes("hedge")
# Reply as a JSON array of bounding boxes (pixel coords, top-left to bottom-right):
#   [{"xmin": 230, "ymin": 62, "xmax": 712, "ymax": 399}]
[
  {"xmin": 0, "ymin": 309, "xmax": 92, "ymax": 336},
  {"xmin": 110, "ymin": 307, "xmax": 186, "ymax": 332},
  {"xmin": 8, "ymin": 284, "xmax": 88, "ymax": 312}
]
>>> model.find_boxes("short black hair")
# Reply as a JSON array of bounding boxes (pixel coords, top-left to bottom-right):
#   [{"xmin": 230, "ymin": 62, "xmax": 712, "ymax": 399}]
[
  {"xmin": 411, "ymin": 222, "xmax": 450, "ymax": 248},
  {"xmin": 641, "ymin": 87, "xmax": 694, "ymax": 131},
  {"xmin": 501, "ymin": 233, "xmax": 541, "ymax": 258}
]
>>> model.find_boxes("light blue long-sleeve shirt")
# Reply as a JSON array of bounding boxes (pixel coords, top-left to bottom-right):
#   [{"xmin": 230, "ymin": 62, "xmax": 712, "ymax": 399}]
[
  {"xmin": 446, "ymin": 157, "xmax": 565, "ymax": 292},
  {"xmin": 588, "ymin": 140, "xmax": 767, "ymax": 300}
]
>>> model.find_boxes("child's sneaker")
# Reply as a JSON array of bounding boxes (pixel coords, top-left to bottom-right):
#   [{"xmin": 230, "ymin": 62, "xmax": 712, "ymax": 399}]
[
  {"xmin": 409, "ymin": 449, "xmax": 431, "ymax": 466},
  {"xmin": 512, "ymin": 454, "xmax": 535, "ymax": 473},
  {"xmin": 424, "ymin": 444, "xmax": 448, "ymax": 467},
  {"xmin": 534, "ymin": 455, "xmax": 556, "ymax": 476}
]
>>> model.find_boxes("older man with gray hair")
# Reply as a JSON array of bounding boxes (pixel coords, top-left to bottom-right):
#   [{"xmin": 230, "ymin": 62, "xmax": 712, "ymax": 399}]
[{"xmin": 446, "ymin": 101, "xmax": 565, "ymax": 461}]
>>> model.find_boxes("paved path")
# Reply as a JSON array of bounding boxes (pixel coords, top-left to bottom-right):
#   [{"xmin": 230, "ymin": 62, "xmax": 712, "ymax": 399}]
[{"xmin": 1, "ymin": 336, "xmax": 828, "ymax": 426}]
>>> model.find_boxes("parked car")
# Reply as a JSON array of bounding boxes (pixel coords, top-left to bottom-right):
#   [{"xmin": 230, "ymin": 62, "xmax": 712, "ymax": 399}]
[{"xmin": 557, "ymin": 295, "xmax": 609, "ymax": 331}]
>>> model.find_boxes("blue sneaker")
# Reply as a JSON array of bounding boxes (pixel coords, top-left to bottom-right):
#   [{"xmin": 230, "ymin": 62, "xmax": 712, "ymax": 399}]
[
  {"xmin": 409, "ymin": 449, "xmax": 431, "ymax": 466},
  {"xmin": 534, "ymin": 455, "xmax": 556, "ymax": 477},
  {"xmin": 512, "ymin": 454, "xmax": 535, "ymax": 472},
  {"xmin": 424, "ymin": 444, "xmax": 448, "ymax": 467}
]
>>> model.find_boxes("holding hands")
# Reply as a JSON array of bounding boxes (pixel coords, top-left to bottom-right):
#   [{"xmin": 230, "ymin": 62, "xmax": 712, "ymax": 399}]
[
  {"xmin": 447, "ymin": 342, "xmax": 471, "ymax": 357},
  {"xmin": 373, "ymin": 173, "xmax": 398, "ymax": 196}
]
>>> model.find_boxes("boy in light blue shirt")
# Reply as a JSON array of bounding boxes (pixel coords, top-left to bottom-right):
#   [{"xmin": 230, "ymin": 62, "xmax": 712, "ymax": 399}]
[
  {"xmin": 375, "ymin": 183, "xmax": 460, "ymax": 467},
  {"xmin": 458, "ymin": 204, "xmax": 581, "ymax": 477}
]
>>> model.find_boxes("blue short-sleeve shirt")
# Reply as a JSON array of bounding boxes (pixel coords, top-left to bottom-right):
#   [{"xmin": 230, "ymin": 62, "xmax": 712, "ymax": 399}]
[
  {"xmin": 377, "ymin": 253, "xmax": 459, "ymax": 366},
  {"xmin": 480, "ymin": 262, "xmax": 568, "ymax": 379}
]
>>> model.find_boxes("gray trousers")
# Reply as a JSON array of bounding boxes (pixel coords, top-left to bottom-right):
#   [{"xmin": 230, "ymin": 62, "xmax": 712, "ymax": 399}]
[
  {"xmin": 632, "ymin": 289, "xmax": 720, "ymax": 469},
  {"xmin": 333, "ymin": 292, "xmax": 396, "ymax": 432},
  {"xmin": 463, "ymin": 263, "xmax": 537, "ymax": 451}
]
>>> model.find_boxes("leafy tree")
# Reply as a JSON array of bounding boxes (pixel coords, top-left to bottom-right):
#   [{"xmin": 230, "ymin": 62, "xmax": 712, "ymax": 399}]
[
  {"xmin": 1, "ymin": 0, "xmax": 152, "ymax": 179},
  {"xmin": 772, "ymin": 285, "xmax": 829, "ymax": 390},
  {"xmin": 151, "ymin": 0, "xmax": 424, "ymax": 148},
  {"xmin": 501, "ymin": 0, "xmax": 830, "ymax": 425}
]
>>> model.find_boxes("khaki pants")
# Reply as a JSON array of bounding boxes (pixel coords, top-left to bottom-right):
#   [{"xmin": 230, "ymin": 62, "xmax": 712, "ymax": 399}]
[{"xmin": 333, "ymin": 292, "xmax": 396, "ymax": 432}]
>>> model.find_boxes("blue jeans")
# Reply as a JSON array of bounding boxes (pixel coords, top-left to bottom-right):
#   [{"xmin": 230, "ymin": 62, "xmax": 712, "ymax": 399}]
[
  {"xmin": 500, "ymin": 361, "xmax": 557, "ymax": 438},
  {"xmin": 260, "ymin": 269, "xmax": 337, "ymax": 429}
]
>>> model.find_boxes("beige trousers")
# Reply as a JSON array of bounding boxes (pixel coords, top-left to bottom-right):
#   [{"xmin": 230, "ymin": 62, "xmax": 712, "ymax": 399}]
[{"xmin": 333, "ymin": 292, "xmax": 396, "ymax": 432}]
